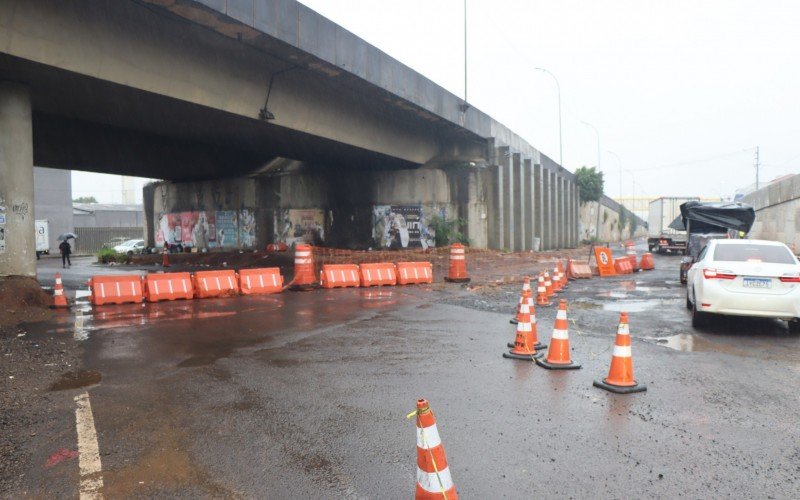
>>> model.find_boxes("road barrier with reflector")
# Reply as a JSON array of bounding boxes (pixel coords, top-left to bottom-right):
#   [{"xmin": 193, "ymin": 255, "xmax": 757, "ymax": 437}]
[
  {"xmin": 359, "ymin": 263, "xmax": 397, "ymax": 287},
  {"xmin": 614, "ymin": 258, "xmax": 634, "ymax": 274},
  {"xmin": 193, "ymin": 270, "xmax": 240, "ymax": 298},
  {"xmin": 396, "ymin": 262, "xmax": 433, "ymax": 285},
  {"xmin": 89, "ymin": 275, "xmax": 145, "ymax": 306},
  {"xmin": 239, "ymin": 268, "xmax": 283, "ymax": 294},
  {"xmin": 320, "ymin": 264, "xmax": 360, "ymax": 289},
  {"xmin": 144, "ymin": 272, "xmax": 193, "ymax": 302}
]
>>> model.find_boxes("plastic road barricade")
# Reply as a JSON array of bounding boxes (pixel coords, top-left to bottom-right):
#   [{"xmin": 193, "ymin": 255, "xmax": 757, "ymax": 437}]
[
  {"xmin": 320, "ymin": 264, "xmax": 360, "ymax": 289},
  {"xmin": 614, "ymin": 259, "xmax": 634, "ymax": 274},
  {"xmin": 359, "ymin": 263, "xmax": 397, "ymax": 287},
  {"xmin": 396, "ymin": 262, "xmax": 433, "ymax": 285},
  {"xmin": 239, "ymin": 268, "xmax": 283, "ymax": 294},
  {"xmin": 144, "ymin": 272, "xmax": 193, "ymax": 302},
  {"xmin": 594, "ymin": 247, "xmax": 617, "ymax": 277},
  {"xmin": 193, "ymin": 270, "xmax": 239, "ymax": 298},
  {"xmin": 89, "ymin": 275, "xmax": 144, "ymax": 306}
]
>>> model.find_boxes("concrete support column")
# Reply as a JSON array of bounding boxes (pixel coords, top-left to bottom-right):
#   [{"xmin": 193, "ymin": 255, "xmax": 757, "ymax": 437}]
[
  {"xmin": 465, "ymin": 168, "xmax": 488, "ymax": 249},
  {"xmin": 487, "ymin": 164, "xmax": 504, "ymax": 250},
  {"xmin": 522, "ymin": 159, "xmax": 533, "ymax": 251},
  {"xmin": 542, "ymin": 168, "xmax": 551, "ymax": 250},
  {"xmin": 574, "ymin": 183, "xmax": 580, "ymax": 246},
  {"xmin": 512, "ymin": 153, "xmax": 523, "ymax": 251},
  {"xmin": 549, "ymin": 171, "xmax": 557, "ymax": 250},
  {"xmin": 553, "ymin": 174, "xmax": 561, "ymax": 249},
  {"xmin": 499, "ymin": 147, "xmax": 514, "ymax": 251},
  {"xmin": 560, "ymin": 177, "xmax": 568, "ymax": 248},
  {"xmin": 0, "ymin": 82, "xmax": 35, "ymax": 277},
  {"xmin": 534, "ymin": 164, "xmax": 543, "ymax": 251}
]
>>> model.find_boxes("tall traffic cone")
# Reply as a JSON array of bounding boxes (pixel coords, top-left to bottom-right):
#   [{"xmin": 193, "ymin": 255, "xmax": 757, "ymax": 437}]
[
  {"xmin": 409, "ymin": 399, "xmax": 458, "ymax": 500},
  {"xmin": 510, "ymin": 277, "xmax": 533, "ymax": 325},
  {"xmin": 503, "ymin": 300, "xmax": 543, "ymax": 360},
  {"xmin": 552, "ymin": 264, "xmax": 564, "ymax": 292},
  {"xmin": 289, "ymin": 243, "xmax": 318, "ymax": 291},
  {"xmin": 544, "ymin": 271, "xmax": 555, "ymax": 298},
  {"xmin": 536, "ymin": 299, "xmax": 581, "ymax": 370},
  {"xmin": 161, "ymin": 249, "xmax": 170, "ymax": 267},
  {"xmin": 536, "ymin": 274, "xmax": 551, "ymax": 306},
  {"xmin": 557, "ymin": 260, "xmax": 567, "ymax": 288},
  {"xmin": 52, "ymin": 273, "xmax": 68, "ymax": 308},
  {"xmin": 444, "ymin": 243, "xmax": 470, "ymax": 283},
  {"xmin": 593, "ymin": 312, "xmax": 646, "ymax": 393}
]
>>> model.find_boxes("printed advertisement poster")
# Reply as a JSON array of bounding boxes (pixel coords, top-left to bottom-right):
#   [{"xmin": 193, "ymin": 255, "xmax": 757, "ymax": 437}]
[
  {"xmin": 215, "ymin": 210, "xmax": 238, "ymax": 248},
  {"xmin": 155, "ymin": 213, "xmax": 182, "ymax": 246},
  {"xmin": 0, "ymin": 226, "xmax": 5, "ymax": 254},
  {"xmin": 372, "ymin": 205, "xmax": 438, "ymax": 249},
  {"xmin": 238, "ymin": 209, "xmax": 256, "ymax": 248},
  {"xmin": 275, "ymin": 209, "xmax": 325, "ymax": 246}
]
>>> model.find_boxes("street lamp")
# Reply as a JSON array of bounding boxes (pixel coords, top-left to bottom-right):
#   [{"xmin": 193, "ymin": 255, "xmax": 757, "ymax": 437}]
[{"xmin": 535, "ymin": 67, "xmax": 562, "ymax": 167}]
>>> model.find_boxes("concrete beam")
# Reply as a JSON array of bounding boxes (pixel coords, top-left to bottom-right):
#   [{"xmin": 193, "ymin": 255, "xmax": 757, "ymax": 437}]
[{"xmin": 0, "ymin": 82, "xmax": 35, "ymax": 277}]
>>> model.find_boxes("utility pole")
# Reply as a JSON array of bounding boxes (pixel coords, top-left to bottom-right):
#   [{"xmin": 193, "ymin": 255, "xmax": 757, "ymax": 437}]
[
  {"xmin": 755, "ymin": 146, "xmax": 760, "ymax": 190},
  {"xmin": 463, "ymin": 0, "xmax": 467, "ymax": 103}
]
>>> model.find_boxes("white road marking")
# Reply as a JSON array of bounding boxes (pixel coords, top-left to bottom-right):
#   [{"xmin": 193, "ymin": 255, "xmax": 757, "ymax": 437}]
[{"xmin": 74, "ymin": 392, "xmax": 104, "ymax": 499}]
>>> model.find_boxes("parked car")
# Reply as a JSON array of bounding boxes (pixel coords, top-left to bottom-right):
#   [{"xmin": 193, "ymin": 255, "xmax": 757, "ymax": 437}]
[
  {"xmin": 113, "ymin": 239, "xmax": 145, "ymax": 256},
  {"xmin": 103, "ymin": 236, "xmax": 130, "ymax": 249},
  {"xmin": 686, "ymin": 239, "xmax": 800, "ymax": 332}
]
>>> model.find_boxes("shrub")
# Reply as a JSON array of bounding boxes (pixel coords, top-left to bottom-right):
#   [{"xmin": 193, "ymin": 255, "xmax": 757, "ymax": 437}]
[{"xmin": 427, "ymin": 215, "xmax": 469, "ymax": 247}]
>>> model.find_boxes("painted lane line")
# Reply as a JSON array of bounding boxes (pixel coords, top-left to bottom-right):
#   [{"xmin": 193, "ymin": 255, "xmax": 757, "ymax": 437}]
[{"xmin": 74, "ymin": 392, "xmax": 104, "ymax": 499}]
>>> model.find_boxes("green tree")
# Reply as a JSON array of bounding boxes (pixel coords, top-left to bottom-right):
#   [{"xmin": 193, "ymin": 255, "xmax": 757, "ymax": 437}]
[
  {"xmin": 575, "ymin": 166, "xmax": 604, "ymax": 203},
  {"xmin": 73, "ymin": 196, "xmax": 98, "ymax": 203}
]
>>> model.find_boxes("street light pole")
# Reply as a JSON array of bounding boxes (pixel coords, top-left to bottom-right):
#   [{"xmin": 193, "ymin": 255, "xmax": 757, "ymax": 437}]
[
  {"xmin": 535, "ymin": 67, "xmax": 562, "ymax": 167},
  {"xmin": 463, "ymin": 0, "xmax": 468, "ymax": 103}
]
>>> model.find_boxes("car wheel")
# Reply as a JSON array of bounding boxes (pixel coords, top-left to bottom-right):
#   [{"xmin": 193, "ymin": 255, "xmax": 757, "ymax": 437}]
[
  {"xmin": 691, "ymin": 290, "xmax": 709, "ymax": 329},
  {"xmin": 686, "ymin": 291, "xmax": 692, "ymax": 310},
  {"xmin": 788, "ymin": 319, "xmax": 800, "ymax": 334}
]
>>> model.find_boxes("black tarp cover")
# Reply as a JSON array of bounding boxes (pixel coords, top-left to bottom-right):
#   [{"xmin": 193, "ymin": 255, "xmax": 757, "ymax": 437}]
[{"xmin": 670, "ymin": 201, "xmax": 756, "ymax": 233}]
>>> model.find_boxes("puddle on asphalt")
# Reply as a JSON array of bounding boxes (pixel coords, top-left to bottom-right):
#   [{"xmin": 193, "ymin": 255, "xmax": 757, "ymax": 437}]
[
  {"xmin": 49, "ymin": 370, "xmax": 102, "ymax": 391},
  {"xmin": 602, "ymin": 299, "xmax": 663, "ymax": 312},
  {"xmin": 597, "ymin": 291, "xmax": 629, "ymax": 299},
  {"xmin": 650, "ymin": 333, "xmax": 756, "ymax": 358}
]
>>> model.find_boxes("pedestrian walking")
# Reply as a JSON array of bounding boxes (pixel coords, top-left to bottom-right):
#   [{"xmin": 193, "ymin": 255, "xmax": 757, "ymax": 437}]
[{"xmin": 59, "ymin": 239, "xmax": 72, "ymax": 268}]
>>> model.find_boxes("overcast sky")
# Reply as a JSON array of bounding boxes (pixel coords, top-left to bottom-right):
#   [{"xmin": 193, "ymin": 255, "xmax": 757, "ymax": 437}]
[
  {"xmin": 73, "ymin": 0, "xmax": 800, "ymax": 202},
  {"xmin": 297, "ymin": 0, "xmax": 800, "ymax": 200}
]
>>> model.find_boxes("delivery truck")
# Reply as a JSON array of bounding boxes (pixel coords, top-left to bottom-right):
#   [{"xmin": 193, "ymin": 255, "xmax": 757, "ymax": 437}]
[
  {"xmin": 35, "ymin": 219, "xmax": 49, "ymax": 259},
  {"xmin": 647, "ymin": 197, "xmax": 698, "ymax": 254}
]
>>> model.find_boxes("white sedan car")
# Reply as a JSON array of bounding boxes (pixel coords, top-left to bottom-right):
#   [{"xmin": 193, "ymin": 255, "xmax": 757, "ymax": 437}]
[
  {"xmin": 113, "ymin": 239, "xmax": 145, "ymax": 256},
  {"xmin": 686, "ymin": 239, "xmax": 800, "ymax": 332}
]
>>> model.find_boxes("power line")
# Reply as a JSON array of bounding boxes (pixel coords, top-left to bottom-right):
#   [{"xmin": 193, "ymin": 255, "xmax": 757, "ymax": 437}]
[{"xmin": 626, "ymin": 147, "xmax": 757, "ymax": 172}]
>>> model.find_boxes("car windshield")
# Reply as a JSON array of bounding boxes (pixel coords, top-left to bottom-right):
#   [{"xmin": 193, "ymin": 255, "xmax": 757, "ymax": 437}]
[{"xmin": 713, "ymin": 243, "xmax": 796, "ymax": 264}]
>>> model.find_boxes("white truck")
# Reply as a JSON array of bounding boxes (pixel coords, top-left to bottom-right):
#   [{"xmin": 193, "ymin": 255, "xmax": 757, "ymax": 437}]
[
  {"xmin": 647, "ymin": 197, "xmax": 698, "ymax": 254},
  {"xmin": 35, "ymin": 219, "xmax": 49, "ymax": 258}
]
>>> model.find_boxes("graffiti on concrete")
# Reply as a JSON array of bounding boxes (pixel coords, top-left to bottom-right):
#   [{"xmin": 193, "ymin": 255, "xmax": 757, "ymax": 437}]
[{"xmin": 11, "ymin": 200, "xmax": 29, "ymax": 220}]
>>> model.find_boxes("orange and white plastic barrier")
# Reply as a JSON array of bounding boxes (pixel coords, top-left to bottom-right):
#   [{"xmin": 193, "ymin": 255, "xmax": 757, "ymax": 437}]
[
  {"xmin": 144, "ymin": 272, "xmax": 193, "ymax": 302},
  {"xmin": 410, "ymin": 399, "xmax": 458, "ymax": 500},
  {"xmin": 239, "ymin": 268, "xmax": 283, "ymax": 294},
  {"xmin": 536, "ymin": 299, "xmax": 581, "ymax": 370},
  {"xmin": 320, "ymin": 264, "xmax": 360, "ymax": 289},
  {"xmin": 53, "ymin": 272, "xmax": 68, "ymax": 308},
  {"xmin": 566, "ymin": 258, "xmax": 592, "ymax": 279},
  {"xmin": 290, "ymin": 244, "xmax": 318, "ymax": 290},
  {"xmin": 359, "ymin": 263, "xmax": 397, "ymax": 287},
  {"xmin": 639, "ymin": 253, "xmax": 655, "ymax": 271},
  {"xmin": 594, "ymin": 247, "xmax": 617, "ymax": 277},
  {"xmin": 593, "ymin": 312, "xmax": 647, "ymax": 394},
  {"xmin": 444, "ymin": 243, "xmax": 470, "ymax": 283},
  {"xmin": 397, "ymin": 262, "xmax": 433, "ymax": 285},
  {"xmin": 614, "ymin": 258, "xmax": 634, "ymax": 274},
  {"xmin": 89, "ymin": 275, "xmax": 144, "ymax": 306},
  {"xmin": 193, "ymin": 270, "xmax": 239, "ymax": 298}
]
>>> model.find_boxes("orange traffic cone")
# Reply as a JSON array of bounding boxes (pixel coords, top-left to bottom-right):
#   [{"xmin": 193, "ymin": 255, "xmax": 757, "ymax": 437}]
[
  {"xmin": 551, "ymin": 265, "xmax": 562, "ymax": 292},
  {"xmin": 510, "ymin": 277, "xmax": 533, "ymax": 325},
  {"xmin": 536, "ymin": 274, "xmax": 551, "ymax": 306},
  {"xmin": 503, "ymin": 300, "xmax": 543, "ymax": 360},
  {"xmin": 557, "ymin": 260, "xmax": 567, "ymax": 288},
  {"xmin": 410, "ymin": 399, "xmax": 458, "ymax": 500},
  {"xmin": 162, "ymin": 249, "xmax": 170, "ymax": 267},
  {"xmin": 544, "ymin": 271, "xmax": 555, "ymax": 298},
  {"xmin": 593, "ymin": 312, "xmax": 646, "ymax": 393},
  {"xmin": 536, "ymin": 299, "xmax": 581, "ymax": 370},
  {"xmin": 289, "ymin": 243, "xmax": 318, "ymax": 291},
  {"xmin": 444, "ymin": 243, "xmax": 470, "ymax": 283},
  {"xmin": 639, "ymin": 253, "xmax": 655, "ymax": 271},
  {"xmin": 52, "ymin": 273, "xmax": 68, "ymax": 308}
]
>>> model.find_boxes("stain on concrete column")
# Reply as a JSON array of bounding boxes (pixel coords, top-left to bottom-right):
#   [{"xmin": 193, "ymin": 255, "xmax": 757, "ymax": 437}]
[
  {"xmin": 542, "ymin": 168, "xmax": 551, "ymax": 250},
  {"xmin": 0, "ymin": 82, "xmax": 34, "ymax": 277},
  {"xmin": 487, "ymin": 163, "xmax": 504, "ymax": 250},
  {"xmin": 512, "ymin": 153, "xmax": 523, "ymax": 251},
  {"xmin": 499, "ymin": 147, "xmax": 514, "ymax": 251},
  {"xmin": 522, "ymin": 159, "xmax": 533, "ymax": 251}
]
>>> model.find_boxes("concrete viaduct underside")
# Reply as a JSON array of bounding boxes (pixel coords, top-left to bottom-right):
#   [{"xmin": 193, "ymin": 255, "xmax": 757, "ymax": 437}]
[{"xmin": 0, "ymin": 0, "xmax": 580, "ymax": 277}]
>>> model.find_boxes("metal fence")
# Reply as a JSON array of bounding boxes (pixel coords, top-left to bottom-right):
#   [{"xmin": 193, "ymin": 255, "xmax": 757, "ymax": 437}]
[{"xmin": 73, "ymin": 227, "xmax": 144, "ymax": 255}]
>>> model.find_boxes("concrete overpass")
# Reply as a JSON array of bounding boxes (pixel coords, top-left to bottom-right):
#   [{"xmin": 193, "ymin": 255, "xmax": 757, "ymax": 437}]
[{"xmin": 0, "ymin": 0, "xmax": 583, "ymax": 276}]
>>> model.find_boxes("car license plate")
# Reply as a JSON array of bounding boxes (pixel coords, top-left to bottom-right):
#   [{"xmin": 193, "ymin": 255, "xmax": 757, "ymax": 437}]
[{"xmin": 743, "ymin": 277, "xmax": 771, "ymax": 289}]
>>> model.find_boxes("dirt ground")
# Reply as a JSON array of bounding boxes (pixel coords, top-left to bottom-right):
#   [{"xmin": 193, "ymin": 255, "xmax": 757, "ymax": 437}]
[{"xmin": 0, "ymin": 276, "xmax": 53, "ymax": 328}]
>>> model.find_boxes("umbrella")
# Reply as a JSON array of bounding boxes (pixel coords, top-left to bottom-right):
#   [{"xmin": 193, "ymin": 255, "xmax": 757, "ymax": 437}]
[{"xmin": 57, "ymin": 232, "xmax": 78, "ymax": 241}]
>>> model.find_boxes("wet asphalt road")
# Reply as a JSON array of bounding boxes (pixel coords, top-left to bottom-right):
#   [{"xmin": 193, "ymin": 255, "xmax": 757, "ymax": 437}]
[{"xmin": 19, "ymin": 248, "xmax": 800, "ymax": 498}]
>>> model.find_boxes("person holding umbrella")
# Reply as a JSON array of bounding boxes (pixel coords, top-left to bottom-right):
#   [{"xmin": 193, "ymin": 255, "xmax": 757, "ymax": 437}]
[{"xmin": 57, "ymin": 233, "xmax": 76, "ymax": 268}]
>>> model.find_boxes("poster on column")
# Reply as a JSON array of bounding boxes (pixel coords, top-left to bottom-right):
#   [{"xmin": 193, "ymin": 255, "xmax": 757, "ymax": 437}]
[
  {"xmin": 238, "ymin": 209, "xmax": 256, "ymax": 248},
  {"xmin": 215, "ymin": 211, "xmax": 238, "ymax": 248},
  {"xmin": 275, "ymin": 209, "xmax": 325, "ymax": 246},
  {"xmin": 155, "ymin": 213, "xmax": 182, "ymax": 247},
  {"xmin": 372, "ymin": 205, "xmax": 438, "ymax": 249},
  {"xmin": 156, "ymin": 212, "xmax": 217, "ymax": 248}
]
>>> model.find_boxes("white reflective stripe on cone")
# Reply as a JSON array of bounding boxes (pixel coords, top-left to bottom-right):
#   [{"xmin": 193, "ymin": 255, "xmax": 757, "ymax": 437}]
[
  {"xmin": 613, "ymin": 345, "xmax": 632, "ymax": 357},
  {"xmin": 416, "ymin": 467, "xmax": 454, "ymax": 492},
  {"xmin": 451, "ymin": 248, "xmax": 465, "ymax": 254},
  {"xmin": 552, "ymin": 328, "xmax": 569, "ymax": 340},
  {"xmin": 617, "ymin": 324, "xmax": 630, "ymax": 335},
  {"xmin": 451, "ymin": 255, "xmax": 465, "ymax": 260},
  {"xmin": 54, "ymin": 289, "xmax": 63, "ymax": 296},
  {"xmin": 295, "ymin": 251, "xmax": 311, "ymax": 257},
  {"xmin": 517, "ymin": 322, "xmax": 532, "ymax": 332},
  {"xmin": 556, "ymin": 310, "xmax": 567, "ymax": 320},
  {"xmin": 56, "ymin": 278, "xmax": 62, "ymax": 285},
  {"xmin": 416, "ymin": 423, "xmax": 442, "ymax": 448}
]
